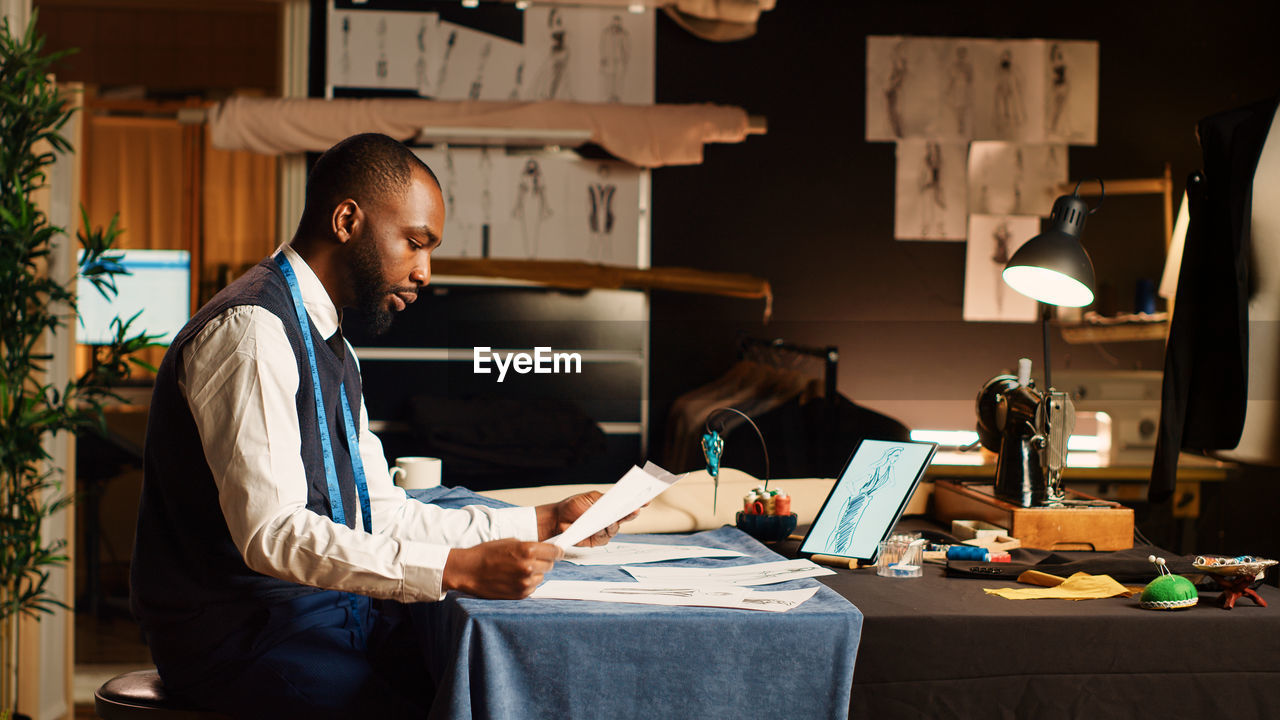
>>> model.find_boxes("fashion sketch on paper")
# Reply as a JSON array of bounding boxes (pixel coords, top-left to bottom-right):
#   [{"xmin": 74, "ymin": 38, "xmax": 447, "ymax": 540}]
[
  {"xmin": 532, "ymin": 9, "xmax": 573, "ymax": 100},
  {"xmin": 993, "ymin": 49, "xmax": 1026, "ymax": 138},
  {"xmin": 919, "ymin": 141, "xmax": 947, "ymax": 238},
  {"xmin": 479, "ymin": 147, "xmax": 493, "ymax": 257},
  {"xmin": 375, "ymin": 18, "xmax": 388, "ymax": 80},
  {"xmin": 587, "ymin": 164, "xmax": 617, "ymax": 261},
  {"xmin": 436, "ymin": 29, "xmax": 458, "ymax": 94},
  {"xmin": 513, "ymin": 159, "xmax": 553, "ymax": 258},
  {"xmin": 340, "ymin": 16, "xmax": 351, "ymax": 78},
  {"xmin": 827, "ymin": 446, "xmax": 903, "ymax": 554},
  {"xmin": 599, "ymin": 15, "xmax": 630, "ymax": 102},
  {"xmin": 991, "ymin": 219, "xmax": 1012, "ymax": 312},
  {"xmin": 885, "ymin": 39, "xmax": 908, "ymax": 137},
  {"xmin": 944, "ymin": 45, "xmax": 973, "ymax": 136},
  {"xmin": 415, "ymin": 17, "xmax": 430, "ymax": 96},
  {"xmin": 1048, "ymin": 43, "xmax": 1071, "ymax": 138},
  {"xmin": 468, "ymin": 41, "xmax": 492, "ymax": 100}
]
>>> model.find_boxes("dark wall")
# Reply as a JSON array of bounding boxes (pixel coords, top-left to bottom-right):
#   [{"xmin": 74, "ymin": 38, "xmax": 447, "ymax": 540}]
[{"xmin": 648, "ymin": 1, "xmax": 1280, "ymax": 447}]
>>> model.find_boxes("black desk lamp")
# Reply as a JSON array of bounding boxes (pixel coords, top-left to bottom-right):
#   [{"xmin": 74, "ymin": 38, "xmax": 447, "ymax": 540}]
[
  {"xmin": 980, "ymin": 180, "xmax": 1102, "ymax": 506},
  {"xmin": 1002, "ymin": 180, "xmax": 1101, "ymax": 389}
]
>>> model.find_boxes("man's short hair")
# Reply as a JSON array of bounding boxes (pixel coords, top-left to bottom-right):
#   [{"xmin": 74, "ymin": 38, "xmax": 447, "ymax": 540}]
[{"xmin": 302, "ymin": 133, "xmax": 439, "ymax": 226}]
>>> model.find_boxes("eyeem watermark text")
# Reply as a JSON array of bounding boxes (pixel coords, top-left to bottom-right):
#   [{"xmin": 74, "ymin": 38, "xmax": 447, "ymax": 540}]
[{"xmin": 473, "ymin": 347, "xmax": 582, "ymax": 382}]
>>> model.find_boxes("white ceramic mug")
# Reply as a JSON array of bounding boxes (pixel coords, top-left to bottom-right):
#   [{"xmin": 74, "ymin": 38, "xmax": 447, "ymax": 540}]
[{"xmin": 390, "ymin": 456, "xmax": 442, "ymax": 490}]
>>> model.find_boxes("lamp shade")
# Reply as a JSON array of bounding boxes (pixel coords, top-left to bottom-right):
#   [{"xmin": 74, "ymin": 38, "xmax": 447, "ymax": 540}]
[{"xmin": 1002, "ymin": 193, "xmax": 1097, "ymax": 307}]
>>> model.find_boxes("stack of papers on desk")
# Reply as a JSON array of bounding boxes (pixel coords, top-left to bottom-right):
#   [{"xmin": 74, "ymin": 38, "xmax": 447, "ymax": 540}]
[
  {"xmin": 622, "ymin": 559, "xmax": 833, "ymax": 586},
  {"xmin": 532, "ymin": 581, "xmax": 818, "ymax": 613},
  {"xmin": 562, "ymin": 542, "xmax": 745, "ymax": 566}
]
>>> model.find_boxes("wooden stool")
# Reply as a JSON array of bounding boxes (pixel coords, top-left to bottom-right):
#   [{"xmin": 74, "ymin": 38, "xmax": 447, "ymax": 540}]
[{"xmin": 94, "ymin": 669, "xmax": 232, "ymax": 720}]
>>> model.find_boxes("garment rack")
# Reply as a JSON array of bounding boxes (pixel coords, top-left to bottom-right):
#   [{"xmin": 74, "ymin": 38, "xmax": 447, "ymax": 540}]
[{"xmin": 738, "ymin": 337, "xmax": 838, "ymax": 402}]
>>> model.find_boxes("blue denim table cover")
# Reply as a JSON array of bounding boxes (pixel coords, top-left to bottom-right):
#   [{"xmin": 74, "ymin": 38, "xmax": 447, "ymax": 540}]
[{"xmin": 408, "ymin": 487, "xmax": 863, "ymax": 719}]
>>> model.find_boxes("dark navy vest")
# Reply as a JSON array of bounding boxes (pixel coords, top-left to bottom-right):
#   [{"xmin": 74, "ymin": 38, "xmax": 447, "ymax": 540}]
[{"xmin": 131, "ymin": 257, "xmax": 364, "ymax": 668}]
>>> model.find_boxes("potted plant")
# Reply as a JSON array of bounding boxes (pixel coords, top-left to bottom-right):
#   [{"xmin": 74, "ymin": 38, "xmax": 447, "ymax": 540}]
[{"xmin": 0, "ymin": 14, "xmax": 156, "ymax": 717}]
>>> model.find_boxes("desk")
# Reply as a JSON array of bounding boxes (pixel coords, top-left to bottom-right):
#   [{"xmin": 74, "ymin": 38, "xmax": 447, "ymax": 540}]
[
  {"xmin": 409, "ymin": 523, "xmax": 862, "ymax": 720},
  {"xmin": 773, "ymin": 535, "xmax": 1280, "ymax": 720}
]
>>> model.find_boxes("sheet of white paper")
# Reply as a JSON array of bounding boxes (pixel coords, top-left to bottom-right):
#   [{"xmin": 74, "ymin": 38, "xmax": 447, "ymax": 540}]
[
  {"xmin": 561, "ymin": 542, "xmax": 746, "ymax": 566},
  {"xmin": 531, "ymin": 581, "xmax": 818, "ymax": 613},
  {"xmin": 549, "ymin": 463, "xmax": 683, "ymax": 549},
  {"xmin": 621, "ymin": 559, "xmax": 834, "ymax": 587}
]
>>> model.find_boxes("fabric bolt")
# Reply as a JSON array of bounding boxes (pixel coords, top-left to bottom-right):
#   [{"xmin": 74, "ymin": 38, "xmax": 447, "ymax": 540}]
[
  {"xmin": 208, "ymin": 97, "xmax": 750, "ymax": 168},
  {"xmin": 405, "ymin": 520, "xmax": 863, "ymax": 720}
]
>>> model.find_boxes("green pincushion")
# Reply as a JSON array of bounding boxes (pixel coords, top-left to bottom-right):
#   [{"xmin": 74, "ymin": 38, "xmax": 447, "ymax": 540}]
[{"xmin": 1140, "ymin": 573, "xmax": 1198, "ymax": 610}]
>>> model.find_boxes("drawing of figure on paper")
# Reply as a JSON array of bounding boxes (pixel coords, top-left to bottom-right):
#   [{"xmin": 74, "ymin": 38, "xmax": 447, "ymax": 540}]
[
  {"xmin": 827, "ymin": 447, "xmax": 903, "ymax": 554},
  {"xmin": 441, "ymin": 148, "xmax": 467, "ymax": 256},
  {"xmin": 918, "ymin": 142, "xmax": 946, "ymax": 238},
  {"xmin": 884, "ymin": 40, "xmax": 908, "ymax": 137},
  {"xmin": 991, "ymin": 219, "xmax": 1013, "ymax": 311},
  {"xmin": 468, "ymin": 41, "xmax": 492, "ymax": 100},
  {"xmin": 1048, "ymin": 43, "xmax": 1071, "ymax": 139},
  {"xmin": 1012, "ymin": 147, "xmax": 1025, "ymax": 212},
  {"xmin": 415, "ymin": 18, "xmax": 430, "ymax": 96},
  {"xmin": 513, "ymin": 159, "xmax": 553, "ymax": 258},
  {"xmin": 509, "ymin": 62, "xmax": 525, "ymax": 100},
  {"xmin": 375, "ymin": 18, "xmax": 388, "ymax": 80},
  {"xmin": 587, "ymin": 164, "xmax": 617, "ymax": 261},
  {"xmin": 479, "ymin": 147, "xmax": 493, "ymax": 257},
  {"xmin": 993, "ymin": 49, "xmax": 1025, "ymax": 138},
  {"xmin": 532, "ymin": 9, "xmax": 573, "ymax": 100},
  {"xmin": 944, "ymin": 45, "xmax": 973, "ymax": 135},
  {"xmin": 339, "ymin": 17, "xmax": 351, "ymax": 79},
  {"xmin": 436, "ymin": 29, "xmax": 458, "ymax": 94},
  {"xmin": 599, "ymin": 15, "xmax": 630, "ymax": 102}
]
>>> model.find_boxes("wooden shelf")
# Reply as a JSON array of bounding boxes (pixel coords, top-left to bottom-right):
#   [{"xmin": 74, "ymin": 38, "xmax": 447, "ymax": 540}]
[{"xmin": 1057, "ymin": 320, "xmax": 1168, "ymax": 344}]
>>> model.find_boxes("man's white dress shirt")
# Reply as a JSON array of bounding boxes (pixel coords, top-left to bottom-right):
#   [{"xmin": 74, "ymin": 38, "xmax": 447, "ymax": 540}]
[{"xmin": 177, "ymin": 245, "xmax": 537, "ymax": 602}]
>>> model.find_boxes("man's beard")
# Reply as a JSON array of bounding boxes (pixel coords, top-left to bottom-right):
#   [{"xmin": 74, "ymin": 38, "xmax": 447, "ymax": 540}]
[{"xmin": 350, "ymin": 236, "xmax": 395, "ymax": 336}]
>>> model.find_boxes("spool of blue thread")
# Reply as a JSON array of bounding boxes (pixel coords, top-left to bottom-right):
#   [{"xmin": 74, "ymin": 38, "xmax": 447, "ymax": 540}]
[
  {"xmin": 946, "ymin": 545, "xmax": 990, "ymax": 561},
  {"xmin": 1135, "ymin": 278, "xmax": 1156, "ymax": 315}
]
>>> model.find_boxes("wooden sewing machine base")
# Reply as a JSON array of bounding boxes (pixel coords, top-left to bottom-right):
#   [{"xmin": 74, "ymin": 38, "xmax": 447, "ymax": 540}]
[{"xmin": 933, "ymin": 479, "xmax": 1134, "ymax": 551}]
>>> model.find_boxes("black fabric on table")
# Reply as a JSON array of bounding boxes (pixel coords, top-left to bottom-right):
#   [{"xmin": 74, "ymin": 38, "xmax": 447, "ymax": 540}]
[
  {"xmin": 776, "ymin": 534, "xmax": 1280, "ymax": 719},
  {"xmin": 945, "ymin": 545, "xmax": 1202, "ymax": 583}
]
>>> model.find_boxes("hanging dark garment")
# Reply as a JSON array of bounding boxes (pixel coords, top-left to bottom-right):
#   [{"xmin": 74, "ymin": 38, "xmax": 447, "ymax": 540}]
[{"xmin": 1151, "ymin": 94, "xmax": 1280, "ymax": 501}]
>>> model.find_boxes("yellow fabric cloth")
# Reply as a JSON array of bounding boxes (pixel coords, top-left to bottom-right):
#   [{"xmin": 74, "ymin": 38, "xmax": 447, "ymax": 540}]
[{"xmin": 984, "ymin": 572, "xmax": 1136, "ymax": 600}]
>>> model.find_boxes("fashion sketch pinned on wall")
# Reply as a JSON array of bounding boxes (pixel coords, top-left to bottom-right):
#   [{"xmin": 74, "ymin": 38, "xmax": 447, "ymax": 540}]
[
  {"xmin": 894, "ymin": 139, "xmax": 968, "ymax": 240},
  {"xmin": 412, "ymin": 147, "xmax": 512, "ymax": 259},
  {"xmin": 430, "ymin": 21, "xmax": 523, "ymax": 101},
  {"xmin": 563, "ymin": 159, "xmax": 641, "ymax": 265},
  {"xmin": 866, "ymin": 36, "xmax": 931, "ymax": 141},
  {"xmin": 327, "ymin": 6, "xmax": 439, "ymax": 94},
  {"xmin": 867, "ymin": 36, "xmax": 1094, "ymax": 144},
  {"xmin": 963, "ymin": 214, "xmax": 1041, "ymax": 322},
  {"xmin": 1044, "ymin": 40, "xmax": 1099, "ymax": 145},
  {"xmin": 978, "ymin": 40, "xmax": 1047, "ymax": 142},
  {"xmin": 523, "ymin": 7, "xmax": 654, "ymax": 104},
  {"xmin": 968, "ymin": 142, "xmax": 1067, "ymax": 217}
]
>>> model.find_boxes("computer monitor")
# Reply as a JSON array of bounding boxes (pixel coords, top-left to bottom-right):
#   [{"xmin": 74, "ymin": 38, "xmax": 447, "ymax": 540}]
[{"xmin": 76, "ymin": 249, "xmax": 191, "ymax": 345}]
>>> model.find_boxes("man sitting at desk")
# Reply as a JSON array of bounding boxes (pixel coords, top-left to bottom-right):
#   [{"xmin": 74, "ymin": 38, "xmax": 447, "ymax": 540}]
[{"xmin": 130, "ymin": 133, "xmax": 624, "ymax": 719}]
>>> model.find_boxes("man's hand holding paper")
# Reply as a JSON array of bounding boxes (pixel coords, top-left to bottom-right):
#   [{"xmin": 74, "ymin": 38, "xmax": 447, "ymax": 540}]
[{"xmin": 547, "ymin": 462, "xmax": 683, "ymax": 549}]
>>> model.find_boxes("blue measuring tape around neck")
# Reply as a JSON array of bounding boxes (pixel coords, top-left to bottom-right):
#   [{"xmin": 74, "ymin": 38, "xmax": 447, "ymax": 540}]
[{"xmin": 274, "ymin": 253, "xmax": 373, "ymax": 534}]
